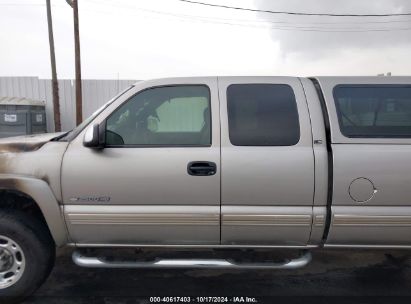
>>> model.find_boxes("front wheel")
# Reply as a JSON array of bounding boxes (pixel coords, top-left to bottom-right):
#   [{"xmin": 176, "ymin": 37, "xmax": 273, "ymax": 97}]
[{"xmin": 0, "ymin": 210, "xmax": 55, "ymax": 303}]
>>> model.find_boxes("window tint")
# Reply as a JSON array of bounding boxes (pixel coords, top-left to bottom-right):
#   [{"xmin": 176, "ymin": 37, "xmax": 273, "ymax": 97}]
[
  {"xmin": 227, "ymin": 84, "xmax": 300, "ymax": 146},
  {"xmin": 106, "ymin": 85, "xmax": 211, "ymax": 146},
  {"xmin": 334, "ymin": 85, "xmax": 411, "ymax": 138}
]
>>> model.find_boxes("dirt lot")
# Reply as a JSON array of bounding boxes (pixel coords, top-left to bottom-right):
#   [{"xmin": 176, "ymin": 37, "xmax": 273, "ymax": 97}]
[{"xmin": 23, "ymin": 248, "xmax": 411, "ymax": 304}]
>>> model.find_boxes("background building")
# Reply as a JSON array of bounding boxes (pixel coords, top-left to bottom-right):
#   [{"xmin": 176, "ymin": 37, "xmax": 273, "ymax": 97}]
[{"xmin": 0, "ymin": 77, "xmax": 136, "ymax": 132}]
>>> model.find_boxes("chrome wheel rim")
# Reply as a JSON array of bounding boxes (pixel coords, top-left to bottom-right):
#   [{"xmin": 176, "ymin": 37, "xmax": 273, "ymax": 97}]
[{"xmin": 0, "ymin": 235, "xmax": 25, "ymax": 289}]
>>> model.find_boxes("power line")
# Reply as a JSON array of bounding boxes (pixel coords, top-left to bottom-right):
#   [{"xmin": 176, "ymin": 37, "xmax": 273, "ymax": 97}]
[
  {"xmin": 0, "ymin": 3, "xmax": 45, "ymax": 6},
  {"xmin": 177, "ymin": 0, "xmax": 411, "ymax": 17},
  {"xmin": 0, "ymin": 2, "xmax": 65, "ymax": 7},
  {"xmin": 89, "ymin": 9, "xmax": 411, "ymax": 32},
  {"xmin": 82, "ymin": 0, "xmax": 411, "ymax": 32},
  {"xmin": 85, "ymin": 0, "xmax": 411, "ymax": 26},
  {"xmin": 5, "ymin": 0, "xmax": 409, "ymax": 32}
]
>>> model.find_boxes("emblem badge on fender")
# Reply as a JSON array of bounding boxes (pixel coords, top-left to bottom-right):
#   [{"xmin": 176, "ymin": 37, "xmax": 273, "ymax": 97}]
[{"xmin": 69, "ymin": 196, "xmax": 111, "ymax": 203}]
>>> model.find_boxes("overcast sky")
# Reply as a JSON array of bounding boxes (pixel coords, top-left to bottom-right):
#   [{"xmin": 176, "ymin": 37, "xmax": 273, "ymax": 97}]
[{"xmin": 0, "ymin": 0, "xmax": 410, "ymax": 80}]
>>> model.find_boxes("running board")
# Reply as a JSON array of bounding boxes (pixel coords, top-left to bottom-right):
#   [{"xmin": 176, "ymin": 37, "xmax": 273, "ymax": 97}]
[{"xmin": 72, "ymin": 250, "xmax": 312, "ymax": 269}]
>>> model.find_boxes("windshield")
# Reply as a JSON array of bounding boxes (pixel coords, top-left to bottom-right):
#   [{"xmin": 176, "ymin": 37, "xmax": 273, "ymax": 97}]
[{"xmin": 59, "ymin": 86, "xmax": 133, "ymax": 141}]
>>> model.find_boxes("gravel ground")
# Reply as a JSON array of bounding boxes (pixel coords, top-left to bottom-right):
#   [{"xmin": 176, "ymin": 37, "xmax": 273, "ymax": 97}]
[{"xmin": 22, "ymin": 247, "xmax": 411, "ymax": 304}]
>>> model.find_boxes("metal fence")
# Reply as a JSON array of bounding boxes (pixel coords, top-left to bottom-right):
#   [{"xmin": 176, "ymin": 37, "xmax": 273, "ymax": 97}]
[{"xmin": 0, "ymin": 77, "xmax": 136, "ymax": 132}]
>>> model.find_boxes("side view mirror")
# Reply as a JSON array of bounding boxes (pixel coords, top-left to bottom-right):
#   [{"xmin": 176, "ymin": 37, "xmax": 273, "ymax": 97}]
[{"xmin": 83, "ymin": 123, "xmax": 105, "ymax": 148}]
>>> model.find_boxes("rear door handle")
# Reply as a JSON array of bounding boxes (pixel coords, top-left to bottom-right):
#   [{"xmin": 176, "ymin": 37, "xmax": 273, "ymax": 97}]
[{"xmin": 187, "ymin": 161, "xmax": 217, "ymax": 176}]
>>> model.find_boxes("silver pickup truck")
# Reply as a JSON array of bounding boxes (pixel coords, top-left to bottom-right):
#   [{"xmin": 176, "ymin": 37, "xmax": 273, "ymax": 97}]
[{"xmin": 1, "ymin": 76, "xmax": 411, "ymax": 301}]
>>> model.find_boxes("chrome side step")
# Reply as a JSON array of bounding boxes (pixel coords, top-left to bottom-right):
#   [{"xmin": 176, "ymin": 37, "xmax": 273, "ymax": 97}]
[{"xmin": 72, "ymin": 250, "xmax": 312, "ymax": 269}]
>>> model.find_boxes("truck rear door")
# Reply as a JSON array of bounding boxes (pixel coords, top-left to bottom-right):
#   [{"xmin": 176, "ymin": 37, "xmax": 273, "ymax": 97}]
[{"xmin": 218, "ymin": 77, "xmax": 315, "ymax": 246}]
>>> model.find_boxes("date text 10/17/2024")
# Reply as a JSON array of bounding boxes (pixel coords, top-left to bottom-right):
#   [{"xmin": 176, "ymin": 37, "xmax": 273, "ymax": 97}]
[{"xmin": 149, "ymin": 297, "xmax": 258, "ymax": 303}]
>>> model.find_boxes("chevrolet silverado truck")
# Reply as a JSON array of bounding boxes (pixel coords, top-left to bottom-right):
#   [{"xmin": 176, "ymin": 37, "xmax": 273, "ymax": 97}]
[{"xmin": 1, "ymin": 76, "xmax": 411, "ymax": 301}]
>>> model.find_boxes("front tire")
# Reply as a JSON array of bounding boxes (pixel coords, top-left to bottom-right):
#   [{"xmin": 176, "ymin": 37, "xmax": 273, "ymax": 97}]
[{"xmin": 0, "ymin": 209, "xmax": 55, "ymax": 303}]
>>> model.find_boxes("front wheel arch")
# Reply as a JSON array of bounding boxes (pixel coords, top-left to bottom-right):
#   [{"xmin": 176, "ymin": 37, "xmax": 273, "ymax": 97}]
[{"xmin": 0, "ymin": 175, "xmax": 68, "ymax": 246}]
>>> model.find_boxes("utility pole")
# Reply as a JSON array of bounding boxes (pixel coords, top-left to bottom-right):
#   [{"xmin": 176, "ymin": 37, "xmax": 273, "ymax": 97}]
[
  {"xmin": 46, "ymin": 0, "xmax": 61, "ymax": 131},
  {"xmin": 66, "ymin": 0, "xmax": 82, "ymax": 125}
]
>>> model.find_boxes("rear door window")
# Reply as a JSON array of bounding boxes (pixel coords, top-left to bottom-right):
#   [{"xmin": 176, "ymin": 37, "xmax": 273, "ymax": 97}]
[
  {"xmin": 334, "ymin": 85, "xmax": 411, "ymax": 138},
  {"xmin": 227, "ymin": 84, "xmax": 300, "ymax": 146}
]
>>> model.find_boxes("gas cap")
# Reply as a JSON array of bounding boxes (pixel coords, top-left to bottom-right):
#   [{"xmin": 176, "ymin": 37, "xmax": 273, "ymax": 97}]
[{"xmin": 349, "ymin": 177, "xmax": 377, "ymax": 203}]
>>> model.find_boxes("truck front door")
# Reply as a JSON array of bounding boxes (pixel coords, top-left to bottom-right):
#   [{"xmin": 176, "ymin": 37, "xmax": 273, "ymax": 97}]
[{"xmin": 62, "ymin": 78, "xmax": 221, "ymax": 245}]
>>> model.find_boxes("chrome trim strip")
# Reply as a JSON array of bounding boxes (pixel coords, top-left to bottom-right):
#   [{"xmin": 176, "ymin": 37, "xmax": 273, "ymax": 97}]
[
  {"xmin": 333, "ymin": 214, "xmax": 411, "ymax": 227},
  {"xmin": 72, "ymin": 250, "xmax": 312, "ymax": 269},
  {"xmin": 222, "ymin": 214, "xmax": 312, "ymax": 226},
  {"xmin": 68, "ymin": 243, "xmax": 318, "ymax": 249},
  {"xmin": 325, "ymin": 244, "xmax": 411, "ymax": 249},
  {"xmin": 67, "ymin": 213, "xmax": 220, "ymax": 226}
]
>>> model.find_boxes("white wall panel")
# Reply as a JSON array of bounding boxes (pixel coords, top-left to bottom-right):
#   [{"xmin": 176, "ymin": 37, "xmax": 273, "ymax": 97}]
[{"xmin": 0, "ymin": 77, "xmax": 137, "ymax": 132}]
